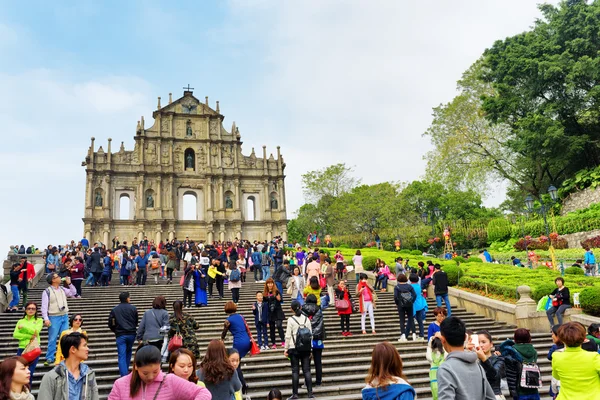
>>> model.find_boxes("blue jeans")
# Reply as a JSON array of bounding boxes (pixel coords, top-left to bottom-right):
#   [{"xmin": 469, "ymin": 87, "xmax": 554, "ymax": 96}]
[
  {"xmin": 85, "ymin": 273, "xmax": 95, "ymax": 286},
  {"xmin": 9, "ymin": 286, "xmax": 20, "ymax": 308},
  {"xmin": 256, "ymin": 322, "xmax": 268, "ymax": 347},
  {"xmin": 46, "ymin": 314, "xmax": 69, "ymax": 363},
  {"xmin": 262, "ymin": 265, "xmax": 270, "ymax": 281},
  {"xmin": 375, "ymin": 275, "xmax": 388, "ymax": 290},
  {"xmin": 17, "ymin": 348, "xmax": 38, "ymax": 386},
  {"xmin": 547, "ymin": 304, "xmax": 571, "ymax": 327},
  {"xmin": 414, "ymin": 308, "xmax": 426, "ymax": 338},
  {"xmin": 116, "ymin": 334, "xmax": 136, "ymax": 376},
  {"xmin": 516, "ymin": 395, "xmax": 540, "ymax": 400},
  {"xmin": 436, "ymin": 294, "xmax": 452, "ymax": 316}
]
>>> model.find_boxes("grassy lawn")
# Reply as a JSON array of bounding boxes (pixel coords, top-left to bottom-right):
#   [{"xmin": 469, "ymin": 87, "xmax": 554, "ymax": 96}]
[{"xmin": 318, "ymin": 246, "xmax": 600, "ymax": 304}]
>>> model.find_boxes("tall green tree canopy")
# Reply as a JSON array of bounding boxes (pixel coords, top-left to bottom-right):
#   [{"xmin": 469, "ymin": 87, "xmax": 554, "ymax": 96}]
[
  {"xmin": 481, "ymin": 0, "xmax": 600, "ymax": 198},
  {"xmin": 301, "ymin": 163, "xmax": 361, "ymax": 204}
]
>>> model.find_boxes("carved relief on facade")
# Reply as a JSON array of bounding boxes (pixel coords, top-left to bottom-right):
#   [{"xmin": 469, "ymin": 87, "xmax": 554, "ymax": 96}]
[
  {"xmin": 175, "ymin": 120, "xmax": 184, "ymax": 138},
  {"xmin": 209, "ymin": 119, "xmax": 218, "ymax": 135},
  {"xmin": 222, "ymin": 145, "xmax": 234, "ymax": 167},
  {"xmin": 197, "ymin": 144, "xmax": 207, "ymax": 171},
  {"xmin": 161, "ymin": 145, "xmax": 169, "ymax": 165},
  {"xmin": 147, "ymin": 143, "xmax": 157, "ymax": 165},
  {"xmin": 174, "ymin": 145, "xmax": 183, "ymax": 171},
  {"xmin": 161, "ymin": 117, "xmax": 170, "ymax": 134}
]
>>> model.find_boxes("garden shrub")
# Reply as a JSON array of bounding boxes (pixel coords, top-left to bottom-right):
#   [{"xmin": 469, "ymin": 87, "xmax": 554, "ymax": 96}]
[
  {"xmin": 410, "ymin": 250, "xmax": 422, "ymax": 256},
  {"xmin": 579, "ymin": 286, "xmax": 600, "ymax": 316},
  {"xmin": 564, "ymin": 266, "xmax": 585, "ymax": 275},
  {"xmin": 453, "ymin": 256, "xmax": 466, "ymax": 265},
  {"xmin": 362, "ymin": 256, "xmax": 378, "ymax": 271},
  {"xmin": 487, "ymin": 218, "xmax": 512, "ymax": 242},
  {"xmin": 581, "ymin": 235, "xmax": 600, "ymax": 249},
  {"xmin": 467, "ymin": 257, "xmax": 483, "ymax": 263},
  {"xmin": 531, "ymin": 283, "xmax": 557, "ymax": 302},
  {"xmin": 442, "ymin": 264, "xmax": 462, "ymax": 286}
]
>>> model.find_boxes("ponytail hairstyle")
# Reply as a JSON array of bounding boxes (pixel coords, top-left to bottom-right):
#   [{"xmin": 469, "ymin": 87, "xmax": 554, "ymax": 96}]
[
  {"xmin": 130, "ymin": 345, "xmax": 162, "ymax": 397},
  {"xmin": 430, "ymin": 337, "xmax": 444, "ymax": 354},
  {"xmin": 291, "ymin": 300, "xmax": 302, "ymax": 317}
]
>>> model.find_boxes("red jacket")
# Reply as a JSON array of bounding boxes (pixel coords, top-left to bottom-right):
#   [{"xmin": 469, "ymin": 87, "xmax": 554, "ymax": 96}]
[{"xmin": 19, "ymin": 262, "xmax": 35, "ymax": 282}]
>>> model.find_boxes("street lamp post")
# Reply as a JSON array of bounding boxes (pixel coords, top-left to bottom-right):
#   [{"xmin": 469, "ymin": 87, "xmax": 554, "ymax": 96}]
[
  {"xmin": 422, "ymin": 207, "xmax": 442, "ymax": 253},
  {"xmin": 525, "ymin": 185, "xmax": 558, "ymax": 236}
]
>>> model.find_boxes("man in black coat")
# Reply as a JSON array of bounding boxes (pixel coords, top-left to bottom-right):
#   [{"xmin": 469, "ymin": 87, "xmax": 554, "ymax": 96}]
[{"xmin": 89, "ymin": 248, "xmax": 103, "ymax": 286}]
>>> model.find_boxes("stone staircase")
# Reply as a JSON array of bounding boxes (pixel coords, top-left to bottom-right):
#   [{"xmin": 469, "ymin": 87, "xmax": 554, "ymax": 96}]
[{"xmin": 0, "ymin": 274, "xmax": 554, "ymax": 399}]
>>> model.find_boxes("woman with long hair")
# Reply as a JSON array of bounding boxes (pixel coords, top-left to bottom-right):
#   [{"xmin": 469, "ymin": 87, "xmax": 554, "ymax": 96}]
[
  {"xmin": 194, "ymin": 259, "xmax": 208, "ymax": 307},
  {"xmin": 168, "ymin": 348, "xmax": 198, "ymax": 384},
  {"xmin": 12, "ymin": 302, "xmax": 42, "ymax": 385},
  {"xmin": 335, "ymin": 280, "xmax": 354, "ymax": 336},
  {"xmin": 474, "ymin": 330, "xmax": 505, "ymax": 400},
  {"xmin": 197, "ymin": 339, "xmax": 242, "ymax": 400},
  {"xmin": 362, "ymin": 342, "xmax": 416, "ymax": 400},
  {"xmin": 303, "ymin": 276, "xmax": 322, "ymax": 307},
  {"xmin": 108, "ymin": 345, "xmax": 210, "ymax": 400},
  {"xmin": 168, "ymin": 300, "xmax": 201, "ymax": 360},
  {"xmin": 55, "ymin": 313, "xmax": 88, "ymax": 365},
  {"xmin": 0, "ymin": 356, "xmax": 33, "ymax": 400},
  {"xmin": 264, "ymin": 278, "xmax": 286, "ymax": 349}
]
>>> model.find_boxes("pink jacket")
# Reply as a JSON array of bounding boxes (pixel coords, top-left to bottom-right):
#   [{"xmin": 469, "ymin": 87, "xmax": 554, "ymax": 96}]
[
  {"xmin": 108, "ymin": 372, "xmax": 211, "ymax": 400},
  {"xmin": 306, "ymin": 261, "xmax": 321, "ymax": 280}
]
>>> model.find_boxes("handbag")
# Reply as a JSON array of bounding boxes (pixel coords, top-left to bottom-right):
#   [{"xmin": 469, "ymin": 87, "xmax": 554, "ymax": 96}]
[
  {"xmin": 319, "ymin": 276, "xmax": 327, "ymax": 289},
  {"xmin": 48, "ymin": 264, "xmax": 56, "ymax": 271},
  {"xmin": 167, "ymin": 326, "xmax": 183, "ymax": 352},
  {"xmin": 287, "ymin": 280, "xmax": 294, "ymax": 295},
  {"xmin": 21, "ymin": 336, "xmax": 41, "ymax": 363},
  {"xmin": 335, "ymin": 298, "xmax": 350, "ymax": 310},
  {"xmin": 242, "ymin": 316, "xmax": 260, "ymax": 356}
]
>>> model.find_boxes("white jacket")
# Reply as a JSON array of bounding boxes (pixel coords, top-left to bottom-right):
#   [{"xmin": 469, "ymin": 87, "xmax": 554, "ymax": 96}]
[{"xmin": 284, "ymin": 314, "xmax": 312, "ymax": 351}]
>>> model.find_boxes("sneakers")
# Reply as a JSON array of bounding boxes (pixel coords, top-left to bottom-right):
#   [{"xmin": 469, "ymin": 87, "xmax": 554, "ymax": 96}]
[
  {"xmin": 341, "ymin": 332, "xmax": 348, "ymax": 337},
  {"xmin": 287, "ymin": 395, "xmax": 299, "ymax": 400},
  {"xmin": 412, "ymin": 333, "xmax": 417, "ymax": 341},
  {"xmin": 271, "ymin": 344, "xmax": 277, "ymax": 350},
  {"xmin": 346, "ymin": 332, "xmax": 353, "ymax": 337},
  {"xmin": 398, "ymin": 334, "xmax": 407, "ymax": 342},
  {"xmin": 280, "ymin": 342, "xmax": 285, "ymax": 348}
]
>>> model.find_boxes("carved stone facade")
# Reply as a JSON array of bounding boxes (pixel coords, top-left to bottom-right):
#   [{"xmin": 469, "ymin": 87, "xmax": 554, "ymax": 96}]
[{"xmin": 82, "ymin": 89, "xmax": 288, "ymax": 244}]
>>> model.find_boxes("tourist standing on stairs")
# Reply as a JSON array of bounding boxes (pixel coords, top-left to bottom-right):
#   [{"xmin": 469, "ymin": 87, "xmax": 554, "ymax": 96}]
[
  {"xmin": 302, "ymin": 294, "xmax": 325, "ymax": 387},
  {"xmin": 216, "ymin": 257, "xmax": 227, "ymax": 299},
  {"xmin": 432, "ymin": 264, "xmax": 452, "ymax": 316},
  {"xmin": 362, "ymin": 342, "xmax": 416, "ymax": 400},
  {"xmin": 12, "ymin": 301, "xmax": 43, "ymax": 386},
  {"xmin": 109, "ymin": 292, "xmax": 139, "ymax": 377},
  {"xmin": 8, "ymin": 263, "xmax": 22, "ymax": 312},
  {"xmin": 89, "ymin": 248, "xmax": 103, "ymax": 286},
  {"xmin": 137, "ymin": 296, "xmax": 170, "ymax": 353},
  {"xmin": 284, "ymin": 300, "xmax": 315, "ymax": 400},
  {"xmin": 166, "ymin": 251, "xmax": 178, "ymax": 284},
  {"xmin": 194, "ymin": 262, "xmax": 208, "ymax": 307},
  {"xmin": 109, "ymin": 345, "xmax": 211, "ymax": 400},
  {"xmin": 287, "ymin": 266, "xmax": 305, "ymax": 306},
  {"xmin": 227, "ymin": 261, "xmax": 242, "ymax": 304},
  {"xmin": 335, "ymin": 280, "xmax": 354, "ymax": 337},
  {"xmin": 18, "ymin": 256, "xmax": 35, "ymax": 307},
  {"xmin": 41, "ymin": 273, "xmax": 77, "ymax": 366},
  {"xmin": 428, "ymin": 307, "xmax": 447, "ymax": 341},
  {"xmin": 356, "ymin": 273, "xmax": 376, "ymax": 335},
  {"xmin": 39, "ymin": 332, "xmax": 100, "ymax": 400},
  {"xmin": 0, "ymin": 356, "xmax": 35, "ymax": 400},
  {"xmin": 499, "ymin": 328, "xmax": 540, "ymax": 400},
  {"xmin": 196, "ymin": 340, "xmax": 242, "ymax": 400},
  {"xmin": 437, "ymin": 317, "xmax": 496, "ymax": 400},
  {"xmin": 252, "ymin": 290, "xmax": 270, "ymax": 350},
  {"xmin": 134, "ymin": 249, "xmax": 149, "ymax": 286},
  {"xmin": 352, "ymin": 250, "xmax": 363, "ymax": 284},
  {"xmin": 168, "ymin": 348, "xmax": 199, "ymax": 384},
  {"xmin": 394, "ymin": 274, "xmax": 417, "ymax": 342},
  {"xmin": 410, "ymin": 273, "xmax": 427, "ymax": 341},
  {"xmin": 182, "ymin": 262, "xmax": 196, "ymax": 309},
  {"xmin": 55, "ymin": 313, "xmax": 87, "ymax": 365},
  {"xmin": 426, "ymin": 337, "xmax": 445, "ymax": 400},
  {"xmin": 70, "ymin": 257, "xmax": 85, "ymax": 297},
  {"xmin": 169, "ymin": 300, "xmax": 201, "ymax": 360},
  {"xmin": 221, "ymin": 301, "xmax": 252, "ymax": 386},
  {"xmin": 473, "ymin": 330, "xmax": 506, "ymax": 400},
  {"xmin": 264, "ymin": 278, "xmax": 286, "ymax": 349},
  {"xmin": 251, "ymin": 247, "xmax": 263, "ymax": 282},
  {"xmin": 261, "ymin": 247, "xmax": 272, "ymax": 282}
]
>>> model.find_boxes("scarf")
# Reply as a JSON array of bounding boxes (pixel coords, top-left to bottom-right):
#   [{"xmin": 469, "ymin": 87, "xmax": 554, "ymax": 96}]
[{"xmin": 10, "ymin": 388, "xmax": 34, "ymax": 400}]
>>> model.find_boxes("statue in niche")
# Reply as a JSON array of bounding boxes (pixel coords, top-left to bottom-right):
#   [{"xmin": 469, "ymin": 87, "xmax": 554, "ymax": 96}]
[
  {"xmin": 186, "ymin": 153, "xmax": 194, "ymax": 169},
  {"xmin": 95, "ymin": 191, "xmax": 103, "ymax": 207},
  {"xmin": 147, "ymin": 193, "xmax": 154, "ymax": 208},
  {"xmin": 225, "ymin": 195, "xmax": 233, "ymax": 209},
  {"xmin": 186, "ymin": 120, "xmax": 193, "ymax": 137},
  {"xmin": 270, "ymin": 195, "xmax": 278, "ymax": 210}
]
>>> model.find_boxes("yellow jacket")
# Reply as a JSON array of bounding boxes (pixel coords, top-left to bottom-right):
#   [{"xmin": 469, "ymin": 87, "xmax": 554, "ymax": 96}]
[
  {"xmin": 208, "ymin": 265, "xmax": 224, "ymax": 279},
  {"xmin": 55, "ymin": 327, "xmax": 87, "ymax": 365}
]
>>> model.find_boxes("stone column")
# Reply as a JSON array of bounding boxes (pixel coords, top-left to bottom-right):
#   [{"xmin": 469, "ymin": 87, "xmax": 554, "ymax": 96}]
[
  {"xmin": 263, "ymin": 180, "xmax": 269, "ymax": 215},
  {"xmin": 234, "ymin": 180, "xmax": 240, "ymax": 210},
  {"xmin": 86, "ymin": 173, "xmax": 93, "ymax": 209},
  {"xmin": 85, "ymin": 229, "xmax": 92, "ymax": 244},
  {"xmin": 207, "ymin": 181, "xmax": 213, "ymax": 210},
  {"xmin": 279, "ymin": 178, "xmax": 285, "ymax": 211},
  {"xmin": 155, "ymin": 227, "xmax": 162, "ymax": 246},
  {"xmin": 218, "ymin": 179, "xmax": 224, "ymax": 210},
  {"xmin": 156, "ymin": 177, "xmax": 162, "ymax": 209},
  {"xmin": 103, "ymin": 231, "xmax": 109, "ymax": 247}
]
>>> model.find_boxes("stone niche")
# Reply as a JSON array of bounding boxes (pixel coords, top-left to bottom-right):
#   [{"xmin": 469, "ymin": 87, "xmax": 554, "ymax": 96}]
[{"xmin": 81, "ymin": 89, "xmax": 288, "ymax": 244}]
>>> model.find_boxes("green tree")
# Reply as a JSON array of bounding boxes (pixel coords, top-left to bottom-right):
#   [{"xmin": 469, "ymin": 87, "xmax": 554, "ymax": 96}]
[
  {"xmin": 481, "ymin": 0, "xmax": 600, "ymax": 198},
  {"xmin": 423, "ymin": 60, "xmax": 513, "ymax": 194},
  {"xmin": 301, "ymin": 163, "xmax": 360, "ymax": 204}
]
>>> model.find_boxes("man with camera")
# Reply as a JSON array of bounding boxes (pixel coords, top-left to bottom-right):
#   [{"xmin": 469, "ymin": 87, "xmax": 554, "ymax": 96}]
[{"xmin": 41, "ymin": 273, "xmax": 77, "ymax": 365}]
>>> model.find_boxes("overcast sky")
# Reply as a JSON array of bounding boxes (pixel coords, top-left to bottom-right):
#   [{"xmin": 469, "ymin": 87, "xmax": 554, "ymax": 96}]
[{"xmin": 0, "ymin": 0, "xmax": 559, "ymax": 253}]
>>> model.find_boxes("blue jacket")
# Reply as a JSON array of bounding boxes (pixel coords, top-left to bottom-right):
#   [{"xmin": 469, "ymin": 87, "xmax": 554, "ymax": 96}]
[
  {"xmin": 483, "ymin": 250, "xmax": 492, "ymax": 262},
  {"xmin": 585, "ymin": 250, "xmax": 596, "ymax": 265},
  {"xmin": 411, "ymin": 283, "xmax": 428, "ymax": 314},
  {"xmin": 252, "ymin": 301, "xmax": 269, "ymax": 325},
  {"xmin": 362, "ymin": 382, "xmax": 415, "ymax": 400},
  {"xmin": 251, "ymin": 252, "xmax": 262, "ymax": 266}
]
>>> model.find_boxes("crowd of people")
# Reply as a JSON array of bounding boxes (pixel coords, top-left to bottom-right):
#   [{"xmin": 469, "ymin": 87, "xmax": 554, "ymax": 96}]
[{"xmin": 2, "ymin": 237, "xmax": 600, "ymax": 400}]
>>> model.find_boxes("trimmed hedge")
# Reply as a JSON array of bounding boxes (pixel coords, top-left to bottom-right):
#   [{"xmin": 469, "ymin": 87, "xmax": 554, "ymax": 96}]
[
  {"xmin": 467, "ymin": 257, "xmax": 483, "ymax": 263},
  {"xmin": 363, "ymin": 256, "xmax": 378, "ymax": 271},
  {"xmin": 443, "ymin": 264, "xmax": 462, "ymax": 286},
  {"xmin": 532, "ymin": 283, "xmax": 557, "ymax": 302},
  {"xmin": 580, "ymin": 286, "xmax": 600, "ymax": 316},
  {"xmin": 564, "ymin": 266, "xmax": 585, "ymax": 275}
]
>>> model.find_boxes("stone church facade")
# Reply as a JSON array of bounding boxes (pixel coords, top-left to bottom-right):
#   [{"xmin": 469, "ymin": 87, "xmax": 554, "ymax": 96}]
[{"xmin": 82, "ymin": 89, "xmax": 288, "ymax": 245}]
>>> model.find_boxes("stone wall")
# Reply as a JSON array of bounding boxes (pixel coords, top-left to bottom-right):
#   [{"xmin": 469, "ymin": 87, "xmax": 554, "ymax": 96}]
[
  {"xmin": 561, "ymin": 229, "xmax": 600, "ymax": 249},
  {"xmin": 561, "ymin": 186, "xmax": 600, "ymax": 215}
]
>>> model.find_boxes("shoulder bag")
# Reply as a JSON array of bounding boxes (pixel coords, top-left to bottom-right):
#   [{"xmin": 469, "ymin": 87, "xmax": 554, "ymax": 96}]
[{"xmin": 167, "ymin": 325, "xmax": 183, "ymax": 352}]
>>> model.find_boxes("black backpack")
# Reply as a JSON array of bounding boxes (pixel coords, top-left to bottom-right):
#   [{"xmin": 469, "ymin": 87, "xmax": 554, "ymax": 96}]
[{"xmin": 292, "ymin": 316, "xmax": 312, "ymax": 352}]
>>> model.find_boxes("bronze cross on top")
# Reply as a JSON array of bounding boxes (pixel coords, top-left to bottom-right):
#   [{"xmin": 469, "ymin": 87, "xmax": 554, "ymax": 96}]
[{"xmin": 183, "ymin": 84, "xmax": 194, "ymax": 91}]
